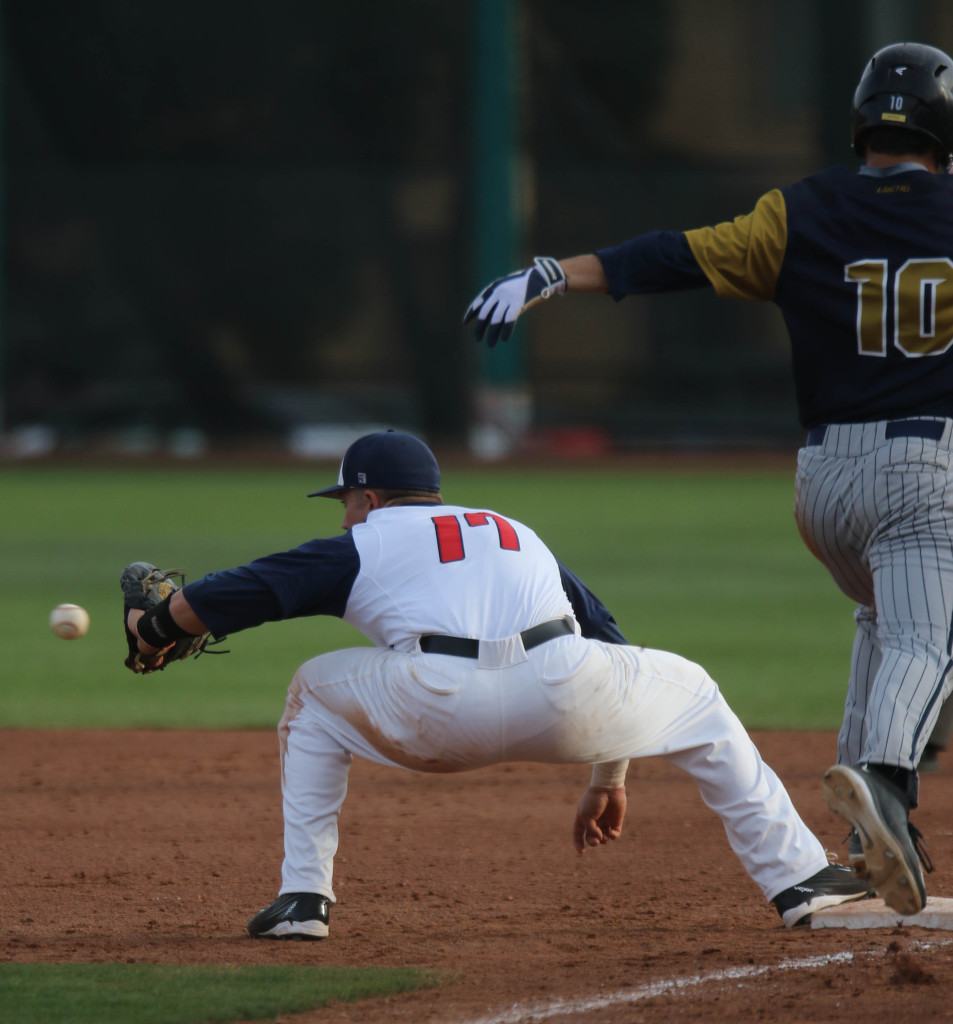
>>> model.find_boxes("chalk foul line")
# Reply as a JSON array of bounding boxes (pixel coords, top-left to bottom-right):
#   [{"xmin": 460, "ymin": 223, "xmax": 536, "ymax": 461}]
[{"xmin": 452, "ymin": 938, "xmax": 953, "ymax": 1024}]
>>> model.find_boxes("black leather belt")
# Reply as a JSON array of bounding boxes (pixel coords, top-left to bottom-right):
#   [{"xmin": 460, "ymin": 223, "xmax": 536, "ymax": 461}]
[
  {"xmin": 807, "ymin": 418, "xmax": 947, "ymax": 446},
  {"xmin": 420, "ymin": 617, "xmax": 574, "ymax": 658}
]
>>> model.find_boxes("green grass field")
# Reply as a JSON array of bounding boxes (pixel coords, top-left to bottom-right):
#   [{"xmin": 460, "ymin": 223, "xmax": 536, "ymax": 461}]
[
  {"xmin": 1, "ymin": 461, "xmax": 855, "ymax": 730},
  {"xmin": 0, "ymin": 964, "xmax": 441, "ymax": 1024}
]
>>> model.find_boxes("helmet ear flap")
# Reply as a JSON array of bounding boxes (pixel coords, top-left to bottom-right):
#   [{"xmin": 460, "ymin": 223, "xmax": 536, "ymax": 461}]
[{"xmin": 851, "ymin": 42, "xmax": 953, "ymax": 169}]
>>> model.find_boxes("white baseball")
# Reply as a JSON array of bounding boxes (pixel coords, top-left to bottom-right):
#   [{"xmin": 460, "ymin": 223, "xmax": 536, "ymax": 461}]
[{"xmin": 50, "ymin": 603, "xmax": 90, "ymax": 640}]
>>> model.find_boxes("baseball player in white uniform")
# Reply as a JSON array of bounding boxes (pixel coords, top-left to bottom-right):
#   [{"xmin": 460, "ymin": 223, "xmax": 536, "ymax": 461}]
[{"xmin": 125, "ymin": 431, "xmax": 868, "ymax": 938}]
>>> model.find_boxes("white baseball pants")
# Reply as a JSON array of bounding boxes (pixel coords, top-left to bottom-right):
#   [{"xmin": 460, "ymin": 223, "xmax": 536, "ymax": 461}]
[{"xmin": 276, "ymin": 634, "xmax": 829, "ymax": 904}]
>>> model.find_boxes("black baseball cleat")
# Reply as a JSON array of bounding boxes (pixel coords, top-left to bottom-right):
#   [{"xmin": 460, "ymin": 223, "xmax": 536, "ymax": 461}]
[
  {"xmin": 247, "ymin": 892, "xmax": 330, "ymax": 940},
  {"xmin": 823, "ymin": 763, "xmax": 932, "ymax": 916},
  {"xmin": 772, "ymin": 863, "xmax": 872, "ymax": 927}
]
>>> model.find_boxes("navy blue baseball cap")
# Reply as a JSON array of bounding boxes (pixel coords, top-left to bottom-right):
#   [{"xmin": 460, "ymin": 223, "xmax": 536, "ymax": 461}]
[{"xmin": 308, "ymin": 430, "xmax": 441, "ymax": 499}]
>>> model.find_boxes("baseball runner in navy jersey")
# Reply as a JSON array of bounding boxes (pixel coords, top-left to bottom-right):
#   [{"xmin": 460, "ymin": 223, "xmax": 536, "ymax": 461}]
[
  {"xmin": 125, "ymin": 431, "xmax": 867, "ymax": 938},
  {"xmin": 464, "ymin": 42, "xmax": 953, "ymax": 917}
]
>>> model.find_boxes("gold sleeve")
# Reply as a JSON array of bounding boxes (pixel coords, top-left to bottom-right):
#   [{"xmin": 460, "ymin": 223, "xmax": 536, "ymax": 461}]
[{"xmin": 684, "ymin": 189, "xmax": 787, "ymax": 301}]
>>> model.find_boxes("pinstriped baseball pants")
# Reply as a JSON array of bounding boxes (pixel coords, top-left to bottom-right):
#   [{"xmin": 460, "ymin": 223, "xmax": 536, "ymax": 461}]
[{"xmin": 794, "ymin": 419, "xmax": 953, "ymax": 776}]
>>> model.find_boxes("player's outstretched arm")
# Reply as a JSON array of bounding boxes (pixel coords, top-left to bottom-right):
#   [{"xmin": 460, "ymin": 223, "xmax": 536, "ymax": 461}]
[
  {"xmin": 463, "ymin": 254, "xmax": 609, "ymax": 347},
  {"xmin": 572, "ymin": 785, "xmax": 627, "ymax": 854}
]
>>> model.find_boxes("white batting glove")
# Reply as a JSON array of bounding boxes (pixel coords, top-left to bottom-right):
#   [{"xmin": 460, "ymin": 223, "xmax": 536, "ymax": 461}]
[{"xmin": 463, "ymin": 256, "xmax": 567, "ymax": 347}]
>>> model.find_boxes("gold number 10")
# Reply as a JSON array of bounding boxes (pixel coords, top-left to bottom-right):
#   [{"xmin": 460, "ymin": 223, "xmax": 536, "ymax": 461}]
[{"xmin": 845, "ymin": 258, "xmax": 953, "ymax": 356}]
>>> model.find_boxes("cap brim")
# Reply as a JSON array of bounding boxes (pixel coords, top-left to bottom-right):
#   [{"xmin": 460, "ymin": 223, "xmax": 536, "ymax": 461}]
[{"xmin": 307, "ymin": 485, "xmax": 349, "ymax": 499}]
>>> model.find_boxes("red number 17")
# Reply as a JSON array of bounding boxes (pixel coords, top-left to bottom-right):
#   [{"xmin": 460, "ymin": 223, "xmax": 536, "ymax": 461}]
[{"xmin": 432, "ymin": 513, "xmax": 521, "ymax": 563}]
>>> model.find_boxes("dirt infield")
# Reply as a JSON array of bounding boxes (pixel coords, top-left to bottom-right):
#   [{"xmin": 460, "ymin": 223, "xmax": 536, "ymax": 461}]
[{"xmin": 4, "ymin": 729, "xmax": 953, "ymax": 1023}]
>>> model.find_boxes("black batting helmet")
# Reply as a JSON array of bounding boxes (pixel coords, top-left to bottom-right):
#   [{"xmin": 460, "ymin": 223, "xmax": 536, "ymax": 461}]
[{"xmin": 851, "ymin": 42, "xmax": 953, "ymax": 168}]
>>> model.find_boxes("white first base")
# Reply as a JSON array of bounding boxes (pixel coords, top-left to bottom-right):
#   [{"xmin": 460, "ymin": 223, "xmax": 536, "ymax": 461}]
[{"xmin": 811, "ymin": 896, "xmax": 953, "ymax": 930}]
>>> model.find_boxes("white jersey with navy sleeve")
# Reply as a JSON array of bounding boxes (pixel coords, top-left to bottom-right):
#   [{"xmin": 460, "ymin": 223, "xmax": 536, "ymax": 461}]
[
  {"xmin": 344, "ymin": 504, "xmax": 574, "ymax": 650},
  {"xmin": 182, "ymin": 505, "xmax": 621, "ymax": 644}
]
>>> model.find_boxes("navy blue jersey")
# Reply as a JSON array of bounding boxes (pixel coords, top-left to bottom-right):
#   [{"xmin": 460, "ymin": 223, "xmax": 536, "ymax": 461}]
[{"xmin": 598, "ymin": 165, "xmax": 953, "ymax": 428}]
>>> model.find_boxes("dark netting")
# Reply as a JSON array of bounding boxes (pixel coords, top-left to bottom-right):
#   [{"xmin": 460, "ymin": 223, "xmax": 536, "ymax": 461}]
[{"xmin": 4, "ymin": 1, "xmax": 907, "ymax": 451}]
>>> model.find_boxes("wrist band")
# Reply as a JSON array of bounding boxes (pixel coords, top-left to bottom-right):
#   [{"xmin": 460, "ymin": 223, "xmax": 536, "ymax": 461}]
[
  {"xmin": 136, "ymin": 596, "xmax": 192, "ymax": 649},
  {"xmin": 590, "ymin": 759, "xmax": 629, "ymax": 789}
]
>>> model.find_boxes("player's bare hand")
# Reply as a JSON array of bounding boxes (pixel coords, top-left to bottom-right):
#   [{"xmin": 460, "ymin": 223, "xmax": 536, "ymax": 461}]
[
  {"xmin": 126, "ymin": 609, "xmax": 157, "ymax": 652},
  {"xmin": 463, "ymin": 256, "xmax": 566, "ymax": 347},
  {"xmin": 572, "ymin": 786, "xmax": 626, "ymax": 854},
  {"xmin": 125, "ymin": 607, "xmax": 173, "ymax": 668}
]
